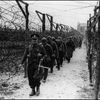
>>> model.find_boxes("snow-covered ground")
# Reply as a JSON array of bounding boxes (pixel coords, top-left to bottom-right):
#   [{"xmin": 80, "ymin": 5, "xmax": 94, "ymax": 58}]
[{"xmin": 0, "ymin": 43, "xmax": 95, "ymax": 99}]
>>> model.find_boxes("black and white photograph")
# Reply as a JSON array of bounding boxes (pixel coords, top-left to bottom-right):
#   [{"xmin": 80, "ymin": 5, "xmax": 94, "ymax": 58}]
[{"xmin": 0, "ymin": 0, "xmax": 99, "ymax": 99}]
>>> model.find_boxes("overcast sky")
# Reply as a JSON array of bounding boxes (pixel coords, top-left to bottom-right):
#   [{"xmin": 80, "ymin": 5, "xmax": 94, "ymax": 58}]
[
  {"xmin": 27, "ymin": 1, "xmax": 98, "ymax": 29},
  {"xmin": 0, "ymin": 1, "xmax": 98, "ymax": 29}
]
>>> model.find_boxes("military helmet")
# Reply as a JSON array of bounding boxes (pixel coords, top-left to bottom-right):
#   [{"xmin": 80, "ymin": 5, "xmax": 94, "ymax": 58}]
[
  {"xmin": 52, "ymin": 36, "xmax": 55, "ymax": 41},
  {"xmin": 47, "ymin": 35, "xmax": 52, "ymax": 39},
  {"xmin": 41, "ymin": 37, "xmax": 47, "ymax": 43},
  {"xmin": 47, "ymin": 35, "xmax": 52, "ymax": 42},
  {"xmin": 58, "ymin": 36, "xmax": 62, "ymax": 40}
]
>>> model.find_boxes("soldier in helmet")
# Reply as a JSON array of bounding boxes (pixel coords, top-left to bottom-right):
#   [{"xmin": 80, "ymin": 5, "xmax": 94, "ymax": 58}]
[
  {"xmin": 47, "ymin": 36, "xmax": 59, "ymax": 73},
  {"xmin": 52, "ymin": 36, "xmax": 56, "ymax": 42},
  {"xmin": 66, "ymin": 37, "xmax": 75, "ymax": 63},
  {"xmin": 41, "ymin": 37, "xmax": 53, "ymax": 83},
  {"xmin": 56, "ymin": 37, "xmax": 65, "ymax": 68},
  {"xmin": 19, "ymin": 33, "xmax": 46, "ymax": 96}
]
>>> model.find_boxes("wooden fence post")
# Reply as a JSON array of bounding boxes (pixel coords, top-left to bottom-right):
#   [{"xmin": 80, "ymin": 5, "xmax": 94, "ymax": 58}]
[
  {"xmin": 15, "ymin": 0, "xmax": 29, "ymax": 31},
  {"xmin": 46, "ymin": 14, "xmax": 53, "ymax": 32},
  {"xmin": 87, "ymin": 14, "xmax": 93, "ymax": 84},
  {"xmin": 95, "ymin": 1, "xmax": 100, "ymax": 99},
  {"xmin": 35, "ymin": 10, "xmax": 45, "ymax": 33}
]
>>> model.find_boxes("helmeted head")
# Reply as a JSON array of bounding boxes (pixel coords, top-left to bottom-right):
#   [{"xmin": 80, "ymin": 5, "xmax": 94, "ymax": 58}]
[
  {"xmin": 52, "ymin": 36, "xmax": 55, "ymax": 41},
  {"xmin": 57, "ymin": 36, "xmax": 62, "ymax": 40},
  {"xmin": 41, "ymin": 37, "xmax": 47, "ymax": 45},
  {"xmin": 47, "ymin": 35, "xmax": 52, "ymax": 43}
]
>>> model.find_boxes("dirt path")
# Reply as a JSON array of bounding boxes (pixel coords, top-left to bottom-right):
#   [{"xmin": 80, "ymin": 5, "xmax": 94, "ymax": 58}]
[{"xmin": 0, "ymin": 43, "xmax": 94, "ymax": 99}]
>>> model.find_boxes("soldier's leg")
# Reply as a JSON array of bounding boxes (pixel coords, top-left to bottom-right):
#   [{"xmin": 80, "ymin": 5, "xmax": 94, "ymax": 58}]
[
  {"xmin": 67, "ymin": 50, "xmax": 73, "ymax": 63},
  {"xmin": 35, "ymin": 80, "xmax": 41, "ymax": 96},
  {"xmin": 59, "ymin": 58, "xmax": 61, "ymax": 67},
  {"xmin": 56, "ymin": 58, "xmax": 60, "ymax": 70},
  {"xmin": 32, "ymin": 67, "xmax": 43, "ymax": 96},
  {"xmin": 66, "ymin": 55, "xmax": 70, "ymax": 63},
  {"xmin": 63, "ymin": 52, "xmax": 66, "ymax": 61},
  {"xmin": 50, "ymin": 58, "xmax": 55, "ymax": 73},
  {"xmin": 50, "ymin": 64, "xmax": 53, "ymax": 73},
  {"xmin": 60, "ymin": 57, "xmax": 63, "ymax": 67},
  {"xmin": 63, "ymin": 51, "xmax": 66, "ymax": 61},
  {"xmin": 43, "ymin": 68, "xmax": 48, "ymax": 82},
  {"xmin": 28, "ymin": 66, "xmax": 36, "ymax": 96},
  {"xmin": 29, "ymin": 88, "xmax": 36, "ymax": 96},
  {"xmin": 60, "ymin": 52, "xmax": 64, "ymax": 67},
  {"xmin": 59, "ymin": 51, "xmax": 63, "ymax": 67},
  {"xmin": 24, "ymin": 59, "xmax": 28, "ymax": 78},
  {"xmin": 66, "ymin": 54, "xmax": 70, "ymax": 63},
  {"xmin": 70, "ymin": 50, "xmax": 73, "ymax": 59},
  {"xmin": 66, "ymin": 56, "xmax": 68, "ymax": 62}
]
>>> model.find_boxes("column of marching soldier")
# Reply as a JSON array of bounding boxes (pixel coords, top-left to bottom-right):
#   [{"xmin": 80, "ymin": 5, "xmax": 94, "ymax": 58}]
[{"xmin": 19, "ymin": 33, "xmax": 82, "ymax": 96}]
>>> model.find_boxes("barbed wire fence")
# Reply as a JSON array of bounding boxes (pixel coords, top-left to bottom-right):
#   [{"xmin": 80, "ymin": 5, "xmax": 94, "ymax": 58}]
[
  {"xmin": 0, "ymin": 1, "xmax": 44, "ymax": 79},
  {"xmin": 86, "ymin": 1, "xmax": 100, "ymax": 99}
]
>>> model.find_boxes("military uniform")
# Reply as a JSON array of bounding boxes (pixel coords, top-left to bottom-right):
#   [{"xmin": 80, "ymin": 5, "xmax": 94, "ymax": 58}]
[
  {"xmin": 62, "ymin": 41, "xmax": 67, "ymax": 60},
  {"xmin": 41, "ymin": 37, "xmax": 53, "ymax": 82},
  {"xmin": 66, "ymin": 38, "xmax": 75, "ymax": 63},
  {"xmin": 21, "ymin": 33, "xmax": 46, "ymax": 96},
  {"xmin": 52, "ymin": 37, "xmax": 60, "ymax": 70},
  {"xmin": 56, "ymin": 38, "xmax": 65, "ymax": 68},
  {"xmin": 47, "ymin": 36, "xmax": 59, "ymax": 73}
]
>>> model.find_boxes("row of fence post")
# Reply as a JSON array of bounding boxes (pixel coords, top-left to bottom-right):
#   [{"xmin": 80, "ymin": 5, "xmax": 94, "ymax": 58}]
[
  {"xmin": 15, "ymin": 0, "xmax": 70, "ymax": 34},
  {"xmin": 87, "ymin": 1, "xmax": 100, "ymax": 99}
]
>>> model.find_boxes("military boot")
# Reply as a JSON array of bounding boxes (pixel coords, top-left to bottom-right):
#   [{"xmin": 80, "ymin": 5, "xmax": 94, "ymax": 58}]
[
  {"xmin": 36, "ymin": 86, "xmax": 40, "ymax": 96},
  {"xmin": 29, "ymin": 89, "xmax": 35, "ymax": 96},
  {"xmin": 56, "ymin": 65, "xmax": 60, "ymax": 70},
  {"xmin": 67, "ymin": 58, "xmax": 70, "ymax": 63},
  {"xmin": 50, "ymin": 68, "xmax": 53, "ymax": 73}
]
